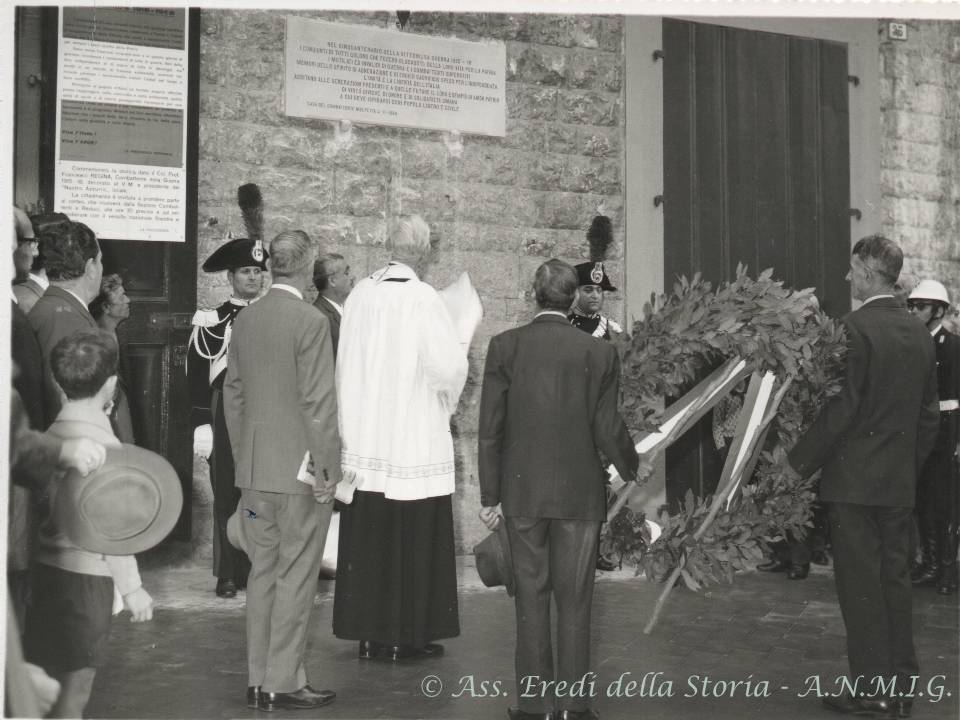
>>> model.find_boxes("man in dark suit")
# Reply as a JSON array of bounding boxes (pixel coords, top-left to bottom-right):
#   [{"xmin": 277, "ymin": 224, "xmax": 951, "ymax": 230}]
[
  {"xmin": 312, "ymin": 252, "xmax": 353, "ymax": 357},
  {"xmin": 789, "ymin": 235, "xmax": 939, "ymax": 718},
  {"xmin": 27, "ymin": 220, "xmax": 102, "ymax": 427},
  {"xmin": 478, "ymin": 259, "xmax": 642, "ymax": 720},
  {"xmin": 223, "ymin": 229, "xmax": 340, "ymax": 712}
]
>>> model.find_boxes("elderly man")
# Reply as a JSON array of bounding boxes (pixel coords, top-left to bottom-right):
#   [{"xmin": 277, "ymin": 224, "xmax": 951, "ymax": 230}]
[
  {"xmin": 312, "ymin": 252, "xmax": 354, "ymax": 357},
  {"xmin": 334, "ymin": 215, "xmax": 468, "ymax": 662},
  {"xmin": 14, "ymin": 212, "xmax": 65, "ymax": 314},
  {"xmin": 906, "ymin": 279, "xmax": 960, "ymax": 595},
  {"xmin": 223, "ymin": 230, "xmax": 339, "ymax": 712},
  {"xmin": 789, "ymin": 235, "xmax": 939, "ymax": 718},
  {"xmin": 479, "ymin": 259, "xmax": 641, "ymax": 720},
  {"xmin": 28, "ymin": 219, "xmax": 103, "ymax": 426},
  {"xmin": 188, "ymin": 237, "xmax": 268, "ymax": 599}
]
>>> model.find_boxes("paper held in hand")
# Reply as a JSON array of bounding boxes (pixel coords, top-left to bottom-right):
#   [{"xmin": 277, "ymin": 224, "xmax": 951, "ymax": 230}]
[
  {"xmin": 297, "ymin": 452, "xmax": 357, "ymax": 504},
  {"xmin": 439, "ymin": 271, "xmax": 483, "ymax": 349}
]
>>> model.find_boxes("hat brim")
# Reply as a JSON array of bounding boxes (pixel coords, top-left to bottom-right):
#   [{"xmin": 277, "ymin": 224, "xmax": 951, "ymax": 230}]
[
  {"xmin": 55, "ymin": 444, "xmax": 183, "ymax": 555},
  {"xmin": 473, "ymin": 520, "xmax": 515, "ymax": 597}
]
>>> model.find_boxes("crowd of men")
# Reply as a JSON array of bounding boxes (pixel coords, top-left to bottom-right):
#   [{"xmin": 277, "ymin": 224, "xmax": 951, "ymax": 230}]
[{"xmin": 7, "ymin": 200, "xmax": 959, "ymax": 720}]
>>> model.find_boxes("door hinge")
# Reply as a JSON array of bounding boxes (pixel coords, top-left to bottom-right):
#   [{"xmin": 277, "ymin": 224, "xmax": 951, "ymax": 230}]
[{"xmin": 849, "ymin": 208, "xmax": 862, "ymax": 220}]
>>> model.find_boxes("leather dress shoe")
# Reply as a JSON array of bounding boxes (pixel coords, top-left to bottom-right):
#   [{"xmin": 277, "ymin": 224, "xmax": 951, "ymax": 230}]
[
  {"xmin": 246, "ymin": 686, "xmax": 261, "ymax": 709},
  {"xmin": 258, "ymin": 686, "xmax": 335, "ymax": 711},
  {"xmin": 359, "ymin": 640, "xmax": 384, "ymax": 659},
  {"xmin": 507, "ymin": 709, "xmax": 554, "ymax": 720},
  {"xmin": 302, "ymin": 685, "xmax": 336, "ymax": 704},
  {"xmin": 216, "ymin": 578, "xmax": 237, "ymax": 598},
  {"xmin": 556, "ymin": 710, "xmax": 599, "ymax": 720},
  {"xmin": 757, "ymin": 558, "xmax": 789, "ymax": 572},
  {"xmin": 386, "ymin": 642, "xmax": 444, "ymax": 661},
  {"xmin": 787, "ymin": 563, "xmax": 810, "ymax": 580},
  {"xmin": 821, "ymin": 693, "xmax": 891, "ymax": 715}
]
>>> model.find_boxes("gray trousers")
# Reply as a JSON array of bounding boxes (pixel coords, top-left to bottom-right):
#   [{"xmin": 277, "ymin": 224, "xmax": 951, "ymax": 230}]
[
  {"xmin": 239, "ymin": 489, "xmax": 331, "ymax": 693},
  {"xmin": 506, "ymin": 517, "xmax": 600, "ymax": 713}
]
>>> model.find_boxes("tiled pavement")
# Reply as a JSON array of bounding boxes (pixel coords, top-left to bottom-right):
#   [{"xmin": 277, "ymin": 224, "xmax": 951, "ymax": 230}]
[{"xmin": 87, "ymin": 560, "xmax": 959, "ymax": 720}]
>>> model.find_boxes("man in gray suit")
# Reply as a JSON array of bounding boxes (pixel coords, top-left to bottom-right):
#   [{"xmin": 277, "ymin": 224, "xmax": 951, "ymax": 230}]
[
  {"xmin": 224, "ymin": 229, "xmax": 340, "ymax": 712},
  {"xmin": 28, "ymin": 220, "xmax": 102, "ymax": 426},
  {"xmin": 479, "ymin": 259, "xmax": 642, "ymax": 720},
  {"xmin": 312, "ymin": 252, "xmax": 353, "ymax": 357}
]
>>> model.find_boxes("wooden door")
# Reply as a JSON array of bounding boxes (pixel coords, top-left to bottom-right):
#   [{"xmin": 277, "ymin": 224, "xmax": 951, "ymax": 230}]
[
  {"xmin": 662, "ymin": 19, "xmax": 851, "ymax": 504},
  {"xmin": 15, "ymin": 8, "xmax": 200, "ymax": 542}
]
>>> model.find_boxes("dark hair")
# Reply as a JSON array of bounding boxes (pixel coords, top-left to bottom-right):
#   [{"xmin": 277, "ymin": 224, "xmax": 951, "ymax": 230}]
[
  {"xmin": 852, "ymin": 234, "xmax": 903, "ymax": 286},
  {"xmin": 269, "ymin": 230, "xmax": 313, "ymax": 279},
  {"xmin": 51, "ymin": 329, "xmax": 119, "ymax": 400},
  {"xmin": 41, "ymin": 221, "xmax": 99, "ymax": 281},
  {"xmin": 89, "ymin": 273, "xmax": 124, "ymax": 320},
  {"xmin": 313, "ymin": 252, "xmax": 345, "ymax": 292},
  {"xmin": 534, "ymin": 259, "xmax": 578, "ymax": 311}
]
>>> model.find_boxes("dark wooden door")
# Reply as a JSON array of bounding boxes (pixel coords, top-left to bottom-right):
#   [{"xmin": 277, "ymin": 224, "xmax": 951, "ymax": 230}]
[
  {"xmin": 662, "ymin": 19, "xmax": 851, "ymax": 504},
  {"xmin": 16, "ymin": 8, "xmax": 200, "ymax": 542}
]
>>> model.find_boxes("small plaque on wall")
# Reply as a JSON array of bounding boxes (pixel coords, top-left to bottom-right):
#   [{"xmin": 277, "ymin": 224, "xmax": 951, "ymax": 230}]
[{"xmin": 284, "ymin": 16, "xmax": 506, "ymax": 137}]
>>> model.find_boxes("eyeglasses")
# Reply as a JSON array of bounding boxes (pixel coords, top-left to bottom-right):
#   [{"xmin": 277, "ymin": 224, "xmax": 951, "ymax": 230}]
[{"xmin": 907, "ymin": 301, "xmax": 935, "ymax": 311}]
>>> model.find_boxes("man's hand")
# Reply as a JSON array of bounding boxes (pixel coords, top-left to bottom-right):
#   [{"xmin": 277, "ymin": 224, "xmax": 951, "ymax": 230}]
[
  {"xmin": 193, "ymin": 424, "xmax": 213, "ymax": 459},
  {"xmin": 479, "ymin": 505, "xmax": 502, "ymax": 531},
  {"xmin": 58, "ymin": 438, "xmax": 107, "ymax": 477},
  {"xmin": 313, "ymin": 482, "xmax": 336, "ymax": 504},
  {"xmin": 123, "ymin": 586, "xmax": 154, "ymax": 622},
  {"xmin": 24, "ymin": 663, "xmax": 60, "ymax": 716},
  {"xmin": 633, "ymin": 455, "xmax": 655, "ymax": 485}
]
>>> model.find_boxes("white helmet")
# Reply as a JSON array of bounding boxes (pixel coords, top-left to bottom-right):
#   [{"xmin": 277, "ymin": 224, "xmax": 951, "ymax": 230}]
[{"xmin": 908, "ymin": 279, "xmax": 950, "ymax": 306}]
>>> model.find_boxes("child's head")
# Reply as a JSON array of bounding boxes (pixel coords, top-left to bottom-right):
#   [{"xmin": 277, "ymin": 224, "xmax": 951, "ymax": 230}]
[{"xmin": 50, "ymin": 329, "xmax": 119, "ymax": 403}]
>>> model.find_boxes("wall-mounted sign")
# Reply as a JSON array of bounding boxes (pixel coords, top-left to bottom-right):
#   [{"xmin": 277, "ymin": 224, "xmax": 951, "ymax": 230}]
[
  {"xmin": 284, "ymin": 16, "xmax": 506, "ymax": 137},
  {"xmin": 54, "ymin": 7, "xmax": 189, "ymax": 242}
]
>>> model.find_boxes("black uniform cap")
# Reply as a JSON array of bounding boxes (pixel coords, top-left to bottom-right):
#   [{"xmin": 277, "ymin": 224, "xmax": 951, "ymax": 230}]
[
  {"xmin": 202, "ymin": 237, "xmax": 268, "ymax": 273},
  {"xmin": 574, "ymin": 261, "xmax": 617, "ymax": 292}
]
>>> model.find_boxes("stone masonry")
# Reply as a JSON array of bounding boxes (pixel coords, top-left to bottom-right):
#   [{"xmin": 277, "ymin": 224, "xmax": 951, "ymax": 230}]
[
  {"xmin": 194, "ymin": 10, "xmax": 627, "ymax": 556},
  {"xmin": 880, "ymin": 19, "xmax": 960, "ymax": 323}
]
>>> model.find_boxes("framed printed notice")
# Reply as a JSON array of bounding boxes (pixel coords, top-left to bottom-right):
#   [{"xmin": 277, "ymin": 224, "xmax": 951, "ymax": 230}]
[
  {"xmin": 284, "ymin": 16, "xmax": 506, "ymax": 137},
  {"xmin": 54, "ymin": 7, "xmax": 189, "ymax": 242}
]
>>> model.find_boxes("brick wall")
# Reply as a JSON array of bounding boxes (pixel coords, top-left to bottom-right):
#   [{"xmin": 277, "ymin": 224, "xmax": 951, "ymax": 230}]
[
  {"xmin": 194, "ymin": 10, "xmax": 626, "ymax": 554},
  {"xmin": 879, "ymin": 20, "xmax": 960, "ymax": 322}
]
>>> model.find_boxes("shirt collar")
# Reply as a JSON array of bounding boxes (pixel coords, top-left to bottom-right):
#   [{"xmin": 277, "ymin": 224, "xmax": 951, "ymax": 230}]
[
  {"xmin": 271, "ymin": 283, "xmax": 303, "ymax": 300},
  {"xmin": 55, "ymin": 403, "xmax": 113, "ymax": 433},
  {"xmin": 372, "ymin": 262, "xmax": 418, "ymax": 283},
  {"xmin": 323, "ymin": 296, "xmax": 344, "ymax": 315},
  {"xmin": 931, "ymin": 323, "xmax": 943, "ymax": 338},
  {"xmin": 861, "ymin": 293, "xmax": 894, "ymax": 306},
  {"xmin": 29, "ymin": 273, "xmax": 48, "ymax": 290},
  {"xmin": 535, "ymin": 310, "xmax": 568, "ymax": 319},
  {"xmin": 228, "ymin": 296, "xmax": 256, "ymax": 307},
  {"xmin": 62, "ymin": 286, "xmax": 90, "ymax": 308}
]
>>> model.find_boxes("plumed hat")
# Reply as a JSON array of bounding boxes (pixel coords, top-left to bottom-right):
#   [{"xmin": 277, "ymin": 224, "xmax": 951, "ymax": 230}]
[
  {"xmin": 574, "ymin": 215, "xmax": 617, "ymax": 291},
  {"xmin": 202, "ymin": 237, "xmax": 268, "ymax": 273}
]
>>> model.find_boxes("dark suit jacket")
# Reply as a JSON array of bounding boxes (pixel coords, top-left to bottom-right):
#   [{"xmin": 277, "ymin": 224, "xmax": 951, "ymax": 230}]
[
  {"xmin": 12, "ymin": 278, "xmax": 44, "ymax": 316},
  {"xmin": 932, "ymin": 326, "xmax": 960, "ymax": 452},
  {"xmin": 789, "ymin": 296, "xmax": 939, "ymax": 507},
  {"xmin": 27, "ymin": 285, "xmax": 98, "ymax": 426},
  {"xmin": 11, "ymin": 301, "xmax": 46, "ymax": 430},
  {"xmin": 478, "ymin": 313, "xmax": 639, "ymax": 521},
  {"xmin": 224, "ymin": 287, "xmax": 341, "ymax": 495},
  {"xmin": 312, "ymin": 295, "xmax": 341, "ymax": 358}
]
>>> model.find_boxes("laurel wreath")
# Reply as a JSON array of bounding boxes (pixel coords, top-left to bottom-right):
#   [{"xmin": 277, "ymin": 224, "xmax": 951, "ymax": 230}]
[{"xmin": 601, "ymin": 266, "xmax": 848, "ymax": 589}]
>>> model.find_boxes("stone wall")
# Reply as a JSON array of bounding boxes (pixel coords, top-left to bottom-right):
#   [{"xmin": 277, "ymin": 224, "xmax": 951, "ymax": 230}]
[
  {"xmin": 879, "ymin": 20, "xmax": 960, "ymax": 320},
  {"xmin": 194, "ymin": 10, "xmax": 626, "ymax": 554}
]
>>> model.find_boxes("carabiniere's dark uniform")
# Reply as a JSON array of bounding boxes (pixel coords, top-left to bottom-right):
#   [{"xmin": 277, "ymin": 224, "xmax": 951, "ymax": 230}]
[
  {"xmin": 916, "ymin": 325, "xmax": 960, "ymax": 593},
  {"xmin": 187, "ymin": 238, "xmax": 268, "ymax": 593}
]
